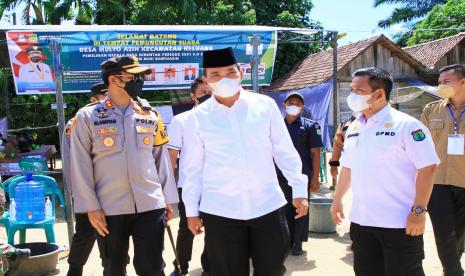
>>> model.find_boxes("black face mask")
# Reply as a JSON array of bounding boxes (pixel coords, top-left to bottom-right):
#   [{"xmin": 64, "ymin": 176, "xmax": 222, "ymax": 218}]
[
  {"xmin": 123, "ymin": 79, "xmax": 144, "ymax": 99},
  {"xmin": 197, "ymin": 94, "xmax": 211, "ymax": 104},
  {"xmin": 30, "ymin": 56, "xmax": 42, "ymax": 63}
]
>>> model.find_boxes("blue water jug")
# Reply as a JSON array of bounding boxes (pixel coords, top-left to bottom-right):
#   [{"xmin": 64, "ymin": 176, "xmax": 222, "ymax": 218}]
[{"xmin": 15, "ymin": 173, "xmax": 45, "ymax": 222}]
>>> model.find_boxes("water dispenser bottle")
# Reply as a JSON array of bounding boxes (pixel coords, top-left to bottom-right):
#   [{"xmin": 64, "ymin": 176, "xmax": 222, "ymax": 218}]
[{"xmin": 15, "ymin": 173, "xmax": 45, "ymax": 222}]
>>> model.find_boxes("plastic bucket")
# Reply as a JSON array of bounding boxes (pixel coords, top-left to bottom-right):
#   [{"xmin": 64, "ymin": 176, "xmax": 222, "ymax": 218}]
[
  {"xmin": 9, "ymin": 242, "xmax": 60, "ymax": 276},
  {"xmin": 309, "ymin": 198, "xmax": 336, "ymax": 233}
]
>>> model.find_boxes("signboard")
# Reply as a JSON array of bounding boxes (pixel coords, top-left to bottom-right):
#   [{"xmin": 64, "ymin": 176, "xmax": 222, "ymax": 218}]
[{"xmin": 6, "ymin": 27, "xmax": 277, "ymax": 95}]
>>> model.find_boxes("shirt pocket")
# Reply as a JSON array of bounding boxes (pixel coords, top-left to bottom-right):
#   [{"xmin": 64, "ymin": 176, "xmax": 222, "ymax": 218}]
[
  {"xmin": 429, "ymin": 121, "xmax": 444, "ymax": 141},
  {"xmin": 136, "ymin": 133, "xmax": 154, "ymax": 150},
  {"xmin": 94, "ymin": 134, "xmax": 122, "ymax": 152}
]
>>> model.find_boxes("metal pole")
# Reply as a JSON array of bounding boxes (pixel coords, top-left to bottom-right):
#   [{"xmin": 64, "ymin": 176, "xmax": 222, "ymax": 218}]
[
  {"xmin": 331, "ymin": 32, "xmax": 339, "ymax": 188},
  {"xmin": 51, "ymin": 40, "xmax": 75, "ymax": 245},
  {"xmin": 251, "ymin": 35, "xmax": 261, "ymax": 93}
]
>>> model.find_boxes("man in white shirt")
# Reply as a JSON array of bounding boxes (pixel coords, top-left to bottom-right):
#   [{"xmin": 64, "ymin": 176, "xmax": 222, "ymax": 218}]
[
  {"xmin": 181, "ymin": 47, "xmax": 309, "ymax": 276},
  {"xmin": 18, "ymin": 46, "xmax": 54, "ymax": 84},
  {"xmin": 330, "ymin": 67, "xmax": 440, "ymax": 275},
  {"xmin": 167, "ymin": 77, "xmax": 211, "ymax": 276}
]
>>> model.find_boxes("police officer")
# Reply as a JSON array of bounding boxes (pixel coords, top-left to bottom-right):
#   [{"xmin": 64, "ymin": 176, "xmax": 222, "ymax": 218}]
[
  {"xmin": 167, "ymin": 77, "xmax": 211, "ymax": 276},
  {"xmin": 421, "ymin": 64, "xmax": 465, "ymax": 276},
  {"xmin": 330, "ymin": 67, "xmax": 439, "ymax": 275},
  {"xmin": 328, "ymin": 115, "xmax": 356, "ymax": 190},
  {"xmin": 278, "ymin": 92, "xmax": 322, "ymax": 256},
  {"xmin": 69, "ymin": 55, "xmax": 178, "ymax": 276},
  {"xmin": 18, "ymin": 46, "xmax": 54, "ymax": 84},
  {"xmin": 62, "ymin": 83, "xmax": 107, "ymax": 276},
  {"xmin": 182, "ymin": 47, "xmax": 309, "ymax": 276}
]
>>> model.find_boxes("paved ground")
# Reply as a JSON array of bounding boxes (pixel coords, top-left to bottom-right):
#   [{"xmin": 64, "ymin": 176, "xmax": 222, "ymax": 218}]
[{"xmin": 1, "ymin": 160, "xmax": 462, "ymax": 275}]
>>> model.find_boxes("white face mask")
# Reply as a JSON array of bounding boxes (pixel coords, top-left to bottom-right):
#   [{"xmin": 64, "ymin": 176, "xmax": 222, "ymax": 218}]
[
  {"xmin": 347, "ymin": 92, "xmax": 375, "ymax": 112},
  {"xmin": 208, "ymin": 77, "xmax": 241, "ymax": 98},
  {"xmin": 285, "ymin": 105, "xmax": 301, "ymax": 116}
]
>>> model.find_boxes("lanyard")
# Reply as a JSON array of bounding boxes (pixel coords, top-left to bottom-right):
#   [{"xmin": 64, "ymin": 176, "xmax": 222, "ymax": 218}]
[{"xmin": 447, "ymin": 105, "xmax": 465, "ymax": 134}]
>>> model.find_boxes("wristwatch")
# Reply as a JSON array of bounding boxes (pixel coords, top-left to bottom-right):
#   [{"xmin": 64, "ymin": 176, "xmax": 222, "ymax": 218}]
[
  {"xmin": 329, "ymin": 160, "xmax": 340, "ymax": 167},
  {"xmin": 411, "ymin": 206, "xmax": 428, "ymax": 216}
]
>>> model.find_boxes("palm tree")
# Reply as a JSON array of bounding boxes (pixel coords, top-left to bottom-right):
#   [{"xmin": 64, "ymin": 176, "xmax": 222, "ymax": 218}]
[
  {"xmin": 374, "ymin": 0, "xmax": 447, "ymax": 28},
  {"xmin": 0, "ymin": 0, "xmax": 93, "ymax": 25}
]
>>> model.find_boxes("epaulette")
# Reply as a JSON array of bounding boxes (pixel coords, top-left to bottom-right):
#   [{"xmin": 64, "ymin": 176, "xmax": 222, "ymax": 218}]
[{"xmin": 424, "ymin": 99, "xmax": 443, "ymax": 109}]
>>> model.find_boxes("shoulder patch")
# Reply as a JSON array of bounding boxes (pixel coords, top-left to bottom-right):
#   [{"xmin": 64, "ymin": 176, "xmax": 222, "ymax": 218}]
[
  {"xmin": 411, "ymin": 129, "xmax": 426, "ymax": 141},
  {"xmin": 65, "ymin": 117, "xmax": 77, "ymax": 137}
]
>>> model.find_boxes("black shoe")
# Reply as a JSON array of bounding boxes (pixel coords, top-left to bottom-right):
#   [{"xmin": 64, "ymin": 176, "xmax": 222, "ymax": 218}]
[{"xmin": 291, "ymin": 242, "xmax": 303, "ymax": 256}]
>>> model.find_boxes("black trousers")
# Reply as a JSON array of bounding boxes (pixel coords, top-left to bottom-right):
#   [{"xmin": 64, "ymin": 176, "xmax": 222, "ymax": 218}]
[
  {"xmin": 278, "ymin": 178, "xmax": 309, "ymax": 246},
  {"xmin": 96, "ymin": 209, "xmax": 166, "ymax": 276},
  {"xmin": 428, "ymin": 184, "xmax": 465, "ymax": 276},
  {"xmin": 350, "ymin": 223, "xmax": 425, "ymax": 276},
  {"xmin": 174, "ymin": 188, "xmax": 209, "ymax": 272},
  {"xmin": 201, "ymin": 209, "xmax": 290, "ymax": 276},
  {"xmin": 67, "ymin": 213, "xmax": 96, "ymax": 276}
]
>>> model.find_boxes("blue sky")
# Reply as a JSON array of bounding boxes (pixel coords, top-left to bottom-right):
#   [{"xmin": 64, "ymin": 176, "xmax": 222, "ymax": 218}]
[{"xmin": 310, "ymin": 0, "xmax": 405, "ymax": 45}]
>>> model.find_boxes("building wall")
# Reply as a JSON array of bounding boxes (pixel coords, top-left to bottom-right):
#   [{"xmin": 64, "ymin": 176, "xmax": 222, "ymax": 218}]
[{"xmin": 435, "ymin": 42, "xmax": 465, "ymax": 69}]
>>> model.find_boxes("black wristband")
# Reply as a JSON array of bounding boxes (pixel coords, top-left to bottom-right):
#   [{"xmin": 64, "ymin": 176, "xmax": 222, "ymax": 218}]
[{"xmin": 329, "ymin": 160, "xmax": 340, "ymax": 167}]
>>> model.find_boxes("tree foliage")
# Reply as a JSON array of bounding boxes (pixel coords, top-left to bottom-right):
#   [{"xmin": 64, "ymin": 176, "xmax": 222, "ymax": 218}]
[
  {"xmin": 406, "ymin": 0, "xmax": 465, "ymax": 45},
  {"xmin": 374, "ymin": 0, "xmax": 447, "ymax": 28}
]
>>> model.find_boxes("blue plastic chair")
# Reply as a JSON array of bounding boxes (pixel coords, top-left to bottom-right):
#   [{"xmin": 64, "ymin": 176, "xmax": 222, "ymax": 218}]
[{"xmin": 3, "ymin": 175, "xmax": 57, "ymax": 245}]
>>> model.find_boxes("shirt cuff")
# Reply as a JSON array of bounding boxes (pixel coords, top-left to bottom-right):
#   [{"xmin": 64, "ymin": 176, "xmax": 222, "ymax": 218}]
[
  {"xmin": 185, "ymin": 204, "xmax": 200, "ymax": 217},
  {"xmin": 292, "ymin": 184, "xmax": 308, "ymax": 199},
  {"xmin": 73, "ymin": 200, "xmax": 102, "ymax": 214}
]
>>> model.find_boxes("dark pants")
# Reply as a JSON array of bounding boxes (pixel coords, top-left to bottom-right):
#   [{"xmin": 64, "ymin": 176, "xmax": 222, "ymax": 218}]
[
  {"xmin": 201, "ymin": 209, "xmax": 290, "ymax": 276},
  {"xmin": 174, "ymin": 188, "xmax": 209, "ymax": 273},
  {"xmin": 67, "ymin": 213, "xmax": 96, "ymax": 276},
  {"xmin": 278, "ymin": 178, "xmax": 309, "ymax": 246},
  {"xmin": 350, "ymin": 223, "xmax": 425, "ymax": 276},
  {"xmin": 96, "ymin": 209, "xmax": 166, "ymax": 276},
  {"xmin": 428, "ymin": 184, "xmax": 465, "ymax": 276}
]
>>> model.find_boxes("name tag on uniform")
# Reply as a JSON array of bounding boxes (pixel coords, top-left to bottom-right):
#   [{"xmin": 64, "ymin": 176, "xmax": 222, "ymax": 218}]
[{"xmin": 447, "ymin": 134, "xmax": 465, "ymax": 155}]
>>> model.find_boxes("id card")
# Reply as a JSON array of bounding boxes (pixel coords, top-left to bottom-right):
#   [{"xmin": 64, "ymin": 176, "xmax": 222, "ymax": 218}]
[{"xmin": 447, "ymin": 134, "xmax": 465, "ymax": 155}]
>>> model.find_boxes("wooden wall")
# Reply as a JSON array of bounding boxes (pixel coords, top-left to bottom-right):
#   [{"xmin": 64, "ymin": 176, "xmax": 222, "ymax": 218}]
[{"xmin": 435, "ymin": 41, "xmax": 465, "ymax": 69}]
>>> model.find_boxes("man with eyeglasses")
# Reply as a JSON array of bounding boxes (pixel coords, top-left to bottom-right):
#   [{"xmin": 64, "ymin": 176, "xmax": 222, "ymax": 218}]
[{"xmin": 69, "ymin": 55, "xmax": 178, "ymax": 275}]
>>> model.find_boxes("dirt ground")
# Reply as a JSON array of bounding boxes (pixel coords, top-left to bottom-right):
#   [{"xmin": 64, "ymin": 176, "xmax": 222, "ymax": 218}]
[{"xmin": 1, "ymin": 159, "xmax": 462, "ymax": 275}]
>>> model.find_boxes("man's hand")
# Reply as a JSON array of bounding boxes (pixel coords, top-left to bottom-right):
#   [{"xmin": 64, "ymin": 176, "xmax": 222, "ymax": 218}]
[
  {"xmin": 88, "ymin": 210, "xmax": 109, "ymax": 237},
  {"xmin": 406, "ymin": 213, "xmax": 426, "ymax": 236},
  {"xmin": 330, "ymin": 200, "xmax": 345, "ymax": 225},
  {"xmin": 330, "ymin": 166, "xmax": 338, "ymax": 178},
  {"xmin": 310, "ymin": 176, "xmax": 320, "ymax": 192},
  {"xmin": 165, "ymin": 204, "xmax": 174, "ymax": 221},
  {"xmin": 293, "ymin": 198, "xmax": 309, "ymax": 219},
  {"xmin": 187, "ymin": 216, "xmax": 204, "ymax": 235}
]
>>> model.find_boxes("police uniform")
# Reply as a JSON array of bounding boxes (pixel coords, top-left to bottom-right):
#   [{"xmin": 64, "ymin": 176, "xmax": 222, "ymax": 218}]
[
  {"xmin": 278, "ymin": 116, "xmax": 322, "ymax": 248},
  {"xmin": 69, "ymin": 95, "xmax": 178, "ymax": 275},
  {"xmin": 167, "ymin": 110, "xmax": 209, "ymax": 274},
  {"xmin": 341, "ymin": 105, "xmax": 439, "ymax": 275},
  {"xmin": 421, "ymin": 99, "xmax": 465, "ymax": 275}
]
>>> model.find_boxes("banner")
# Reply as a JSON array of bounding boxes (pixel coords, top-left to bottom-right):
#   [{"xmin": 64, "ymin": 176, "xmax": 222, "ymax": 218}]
[{"xmin": 6, "ymin": 27, "xmax": 277, "ymax": 95}]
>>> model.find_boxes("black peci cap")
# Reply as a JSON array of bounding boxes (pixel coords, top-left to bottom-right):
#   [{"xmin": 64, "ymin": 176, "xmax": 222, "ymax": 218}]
[{"xmin": 202, "ymin": 47, "xmax": 237, "ymax": 69}]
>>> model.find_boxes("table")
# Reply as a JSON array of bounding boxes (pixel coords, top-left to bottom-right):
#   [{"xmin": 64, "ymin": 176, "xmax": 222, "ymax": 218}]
[{"xmin": 0, "ymin": 145, "xmax": 57, "ymax": 176}]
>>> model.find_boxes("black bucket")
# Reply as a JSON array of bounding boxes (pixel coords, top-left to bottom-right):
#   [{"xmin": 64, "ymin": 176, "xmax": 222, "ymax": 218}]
[{"xmin": 9, "ymin": 243, "xmax": 60, "ymax": 276}]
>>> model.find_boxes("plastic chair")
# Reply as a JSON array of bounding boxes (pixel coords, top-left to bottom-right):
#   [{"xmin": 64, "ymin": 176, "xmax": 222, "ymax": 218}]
[
  {"xmin": 319, "ymin": 147, "xmax": 328, "ymax": 183},
  {"xmin": 18, "ymin": 157, "xmax": 48, "ymax": 173},
  {"xmin": 3, "ymin": 175, "xmax": 57, "ymax": 245}
]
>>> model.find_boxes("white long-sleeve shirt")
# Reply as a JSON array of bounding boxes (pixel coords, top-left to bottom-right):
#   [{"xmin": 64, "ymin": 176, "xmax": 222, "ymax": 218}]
[{"xmin": 181, "ymin": 90, "xmax": 308, "ymax": 220}]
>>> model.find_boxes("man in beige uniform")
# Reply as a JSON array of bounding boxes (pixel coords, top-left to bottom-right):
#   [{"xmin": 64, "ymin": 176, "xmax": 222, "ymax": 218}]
[
  {"xmin": 421, "ymin": 64, "xmax": 465, "ymax": 276},
  {"xmin": 62, "ymin": 83, "xmax": 107, "ymax": 276},
  {"xmin": 69, "ymin": 56, "xmax": 178, "ymax": 276}
]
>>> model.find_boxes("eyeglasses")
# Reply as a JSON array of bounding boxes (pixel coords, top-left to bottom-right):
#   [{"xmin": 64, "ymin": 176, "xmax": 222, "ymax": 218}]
[{"xmin": 114, "ymin": 74, "xmax": 146, "ymax": 81}]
